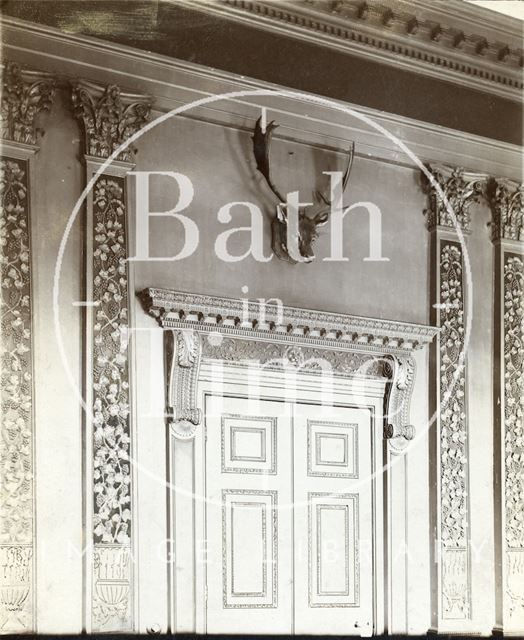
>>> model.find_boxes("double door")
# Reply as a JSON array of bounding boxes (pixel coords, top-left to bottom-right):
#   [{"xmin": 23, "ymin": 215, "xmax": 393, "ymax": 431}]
[{"xmin": 203, "ymin": 394, "xmax": 374, "ymax": 635}]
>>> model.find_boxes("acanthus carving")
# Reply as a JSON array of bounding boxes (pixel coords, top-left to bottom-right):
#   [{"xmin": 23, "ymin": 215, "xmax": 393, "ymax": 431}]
[
  {"xmin": 422, "ymin": 164, "xmax": 486, "ymax": 233},
  {"xmin": 92, "ymin": 176, "xmax": 131, "ymax": 545},
  {"xmin": 487, "ymin": 178, "xmax": 524, "ymax": 242},
  {"xmin": 0, "ymin": 62, "xmax": 55, "ymax": 145},
  {"xmin": 202, "ymin": 336, "xmax": 385, "ymax": 377},
  {"xmin": 165, "ymin": 330, "xmax": 202, "ymax": 440},
  {"xmin": 71, "ymin": 80, "xmax": 151, "ymax": 163}
]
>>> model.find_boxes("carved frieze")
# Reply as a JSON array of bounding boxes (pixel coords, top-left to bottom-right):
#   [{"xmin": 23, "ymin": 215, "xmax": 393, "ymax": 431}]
[
  {"xmin": 71, "ymin": 80, "xmax": 151, "ymax": 162},
  {"xmin": 422, "ymin": 164, "xmax": 486, "ymax": 233},
  {"xmin": 0, "ymin": 157, "xmax": 34, "ymax": 631},
  {"xmin": 0, "ymin": 62, "xmax": 55, "ymax": 145},
  {"xmin": 487, "ymin": 178, "xmax": 524, "ymax": 242}
]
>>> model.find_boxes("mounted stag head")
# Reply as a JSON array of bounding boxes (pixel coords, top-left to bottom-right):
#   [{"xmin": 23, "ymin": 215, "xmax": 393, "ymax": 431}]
[{"xmin": 252, "ymin": 116, "xmax": 355, "ymax": 263}]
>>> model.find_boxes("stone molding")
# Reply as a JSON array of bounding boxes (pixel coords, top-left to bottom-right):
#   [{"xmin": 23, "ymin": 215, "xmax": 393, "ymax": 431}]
[
  {"xmin": 140, "ymin": 287, "xmax": 438, "ymax": 354},
  {"xmin": 140, "ymin": 287, "xmax": 436, "ymax": 451},
  {"xmin": 0, "ymin": 61, "xmax": 55, "ymax": 145},
  {"xmin": 180, "ymin": 0, "xmax": 523, "ymax": 102},
  {"xmin": 71, "ymin": 79, "xmax": 152, "ymax": 163}
]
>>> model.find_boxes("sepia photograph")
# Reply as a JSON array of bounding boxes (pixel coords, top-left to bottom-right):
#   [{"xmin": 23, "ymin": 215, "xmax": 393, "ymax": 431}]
[{"xmin": 0, "ymin": 0, "xmax": 523, "ymax": 636}]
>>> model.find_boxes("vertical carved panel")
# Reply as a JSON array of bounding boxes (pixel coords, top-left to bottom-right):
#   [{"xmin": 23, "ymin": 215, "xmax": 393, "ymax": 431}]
[
  {"xmin": 489, "ymin": 178, "xmax": 524, "ymax": 632},
  {"xmin": 423, "ymin": 164, "xmax": 487, "ymax": 630},
  {"xmin": 0, "ymin": 62, "xmax": 55, "ymax": 634},
  {"xmin": 72, "ymin": 79, "xmax": 150, "ymax": 633},
  {"xmin": 0, "ymin": 158, "xmax": 33, "ymax": 632},
  {"xmin": 438, "ymin": 241, "xmax": 470, "ymax": 620}
]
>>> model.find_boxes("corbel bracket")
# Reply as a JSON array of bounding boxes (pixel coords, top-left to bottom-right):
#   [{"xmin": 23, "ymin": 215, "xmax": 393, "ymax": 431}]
[
  {"xmin": 165, "ymin": 329, "xmax": 202, "ymax": 440},
  {"xmin": 383, "ymin": 355, "xmax": 416, "ymax": 451}
]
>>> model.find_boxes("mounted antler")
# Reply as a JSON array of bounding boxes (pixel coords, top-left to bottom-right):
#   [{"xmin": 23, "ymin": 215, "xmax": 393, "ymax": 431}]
[{"xmin": 252, "ymin": 116, "xmax": 355, "ymax": 263}]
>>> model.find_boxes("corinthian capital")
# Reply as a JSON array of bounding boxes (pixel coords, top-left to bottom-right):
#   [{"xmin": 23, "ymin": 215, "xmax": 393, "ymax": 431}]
[
  {"xmin": 0, "ymin": 62, "xmax": 56, "ymax": 145},
  {"xmin": 487, "ymin": 177, "xmax": 523, "ymax": 242},
  {"xmin": 422, "ymin": 163, "xmax": 487, "ymax": 233},
  {"xmin": 71, "ymin": 80, "xmax": 152, "ymax": 163}
]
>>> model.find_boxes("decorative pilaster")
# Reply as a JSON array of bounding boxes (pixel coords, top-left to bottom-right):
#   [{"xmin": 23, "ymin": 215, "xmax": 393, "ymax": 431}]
[
  {"xmin": 488, "ymin": 178, "xmax": 524, "ymax": 634},
  {"xmin": 0, "ymin": 61, "xmax": 55, "ymax": 633},
  {"xmin": 422, "ymin": 164, "xmax": 486, "ymax": 631},
  {"xmin": 71, "ymin": 79, "xmax": 151, "ymax": 633}
]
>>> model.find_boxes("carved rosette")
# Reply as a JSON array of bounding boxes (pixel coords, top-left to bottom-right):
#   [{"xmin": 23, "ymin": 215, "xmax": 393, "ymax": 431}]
[
  {"xmin": 0, "ymin": 158, "xmax": 34, "ymax": 632},
  {"xmin": 71, "ymin": 80, "xmax": 151, "ymax": 163},
  {"xmin": 72, "ymin": 80, "xmax": 151, "ymax": 632},
  {"xmin": 422, "ymin": 163, "xmax": 486, "ymax": 233},
  {"xmin": 487, "ymin": 178, "xmax": 524, "ymax": 242},
  {"xmin": 0, "ymin": 62, "xmax": 55, "ymax": 145}
]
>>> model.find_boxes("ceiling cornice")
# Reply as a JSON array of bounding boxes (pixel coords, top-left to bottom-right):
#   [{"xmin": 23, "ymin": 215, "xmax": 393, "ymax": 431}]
[{"xmin": 170, "ymin": 0, "xmax": 523, "ymax": 102}]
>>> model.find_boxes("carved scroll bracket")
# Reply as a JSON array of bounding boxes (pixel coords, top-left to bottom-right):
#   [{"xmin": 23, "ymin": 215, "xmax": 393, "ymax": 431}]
[
  {"xmin": 142, "ymin": 288, "xmax": 437, "ymax": 448},
  {"xmin": 383, "ymin": 355, "xmax": 416, "ymax": 452},
  {"xmin": 165, "ymin": 329, "xmax": 202, "ymax": 440}
]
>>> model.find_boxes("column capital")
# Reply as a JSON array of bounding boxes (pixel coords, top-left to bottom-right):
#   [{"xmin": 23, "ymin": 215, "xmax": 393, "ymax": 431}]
[
  {"xmin": 0, "ymin": 61, "xmax": 56, "ymax": 145},
  {"xmin": 71, "ymin": 79, "xmax": 152, "ymax": 163},
  {"xmin": 421, "ymin": 163, "xmax": 487, "ymax": 233},
  {"xmin": 487, "ymin": 177, "xmax": 524, "ymax": 243}
]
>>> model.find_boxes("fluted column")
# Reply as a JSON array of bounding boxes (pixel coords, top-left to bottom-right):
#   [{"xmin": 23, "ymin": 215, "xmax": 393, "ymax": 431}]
[
  {"xmin": 71, "ymin": 80, "xmax": 151, "ymax": 633},
  {"xmin": 487, "ymin": 178, "xmax": 524, "ymax": 634},
  {"xmin": 0, "ymin": 61, "xmax": 55, "ymax": 633},
  {"xmin": 422, "ymin": 164, "xmax": 486, "ymax": 632}
]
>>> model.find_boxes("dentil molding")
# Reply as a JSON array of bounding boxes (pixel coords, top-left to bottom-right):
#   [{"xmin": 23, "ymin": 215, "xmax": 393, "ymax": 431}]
[
  {"xmin": 140, "ymin": 288, "xmax": 438, "ymax": 448},
  {"xmin": 175, "ymin": 0, "xmax": 524, "ymax": 102}
]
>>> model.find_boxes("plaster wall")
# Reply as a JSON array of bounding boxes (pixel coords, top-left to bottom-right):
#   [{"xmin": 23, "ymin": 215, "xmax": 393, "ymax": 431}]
[{"xmin": 0, "ymin": 19, "xmax": 514, "ymax": 635}]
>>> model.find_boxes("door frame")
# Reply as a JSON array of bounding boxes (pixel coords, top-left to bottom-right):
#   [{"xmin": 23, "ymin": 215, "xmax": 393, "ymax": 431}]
[{"xmin": 139, "ymin": 287, "xmax": 438, "ymax": 635}]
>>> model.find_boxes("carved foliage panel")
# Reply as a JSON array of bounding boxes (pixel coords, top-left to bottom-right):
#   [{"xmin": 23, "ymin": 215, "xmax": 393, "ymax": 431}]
[
  {"xmin": 503, "ymin": 254, "xmax": 524, "ymax": 621},
  {"xmin": 91, "ymin": 174, "xmax": 132, "ymax": 631},
  {"xmin": 438, "ymin": 241, "xmax": 470, "ymax": 620},
  {"xmin": 0, "ymin": 157, "xmax": 34, "ymax": 631}
]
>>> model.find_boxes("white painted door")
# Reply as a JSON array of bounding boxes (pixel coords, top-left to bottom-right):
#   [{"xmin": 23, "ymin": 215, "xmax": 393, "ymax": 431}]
[
  {"xmin": 205, "ymin": 395, "xmax": 294, "ymax": 634},
  {"xmin": 293, "ymin": 402, "xmax": 374, "ymax": 636},
  {"xmin": 204, "ymin": 394, "xmax": 374, "ymax": 635}
]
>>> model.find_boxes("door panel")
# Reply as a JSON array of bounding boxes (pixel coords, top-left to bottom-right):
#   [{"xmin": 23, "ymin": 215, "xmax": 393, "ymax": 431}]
[
  {"xmin": 204, "ymin": 396, "xmax": 374, "ymax": 636},
  {"xmin": 205, "ymin": 395, "xmax": 293, "ymax": 635},
  {"xmin": 293, "ymin": 404, "xmax": 374, "ymax": 635}
]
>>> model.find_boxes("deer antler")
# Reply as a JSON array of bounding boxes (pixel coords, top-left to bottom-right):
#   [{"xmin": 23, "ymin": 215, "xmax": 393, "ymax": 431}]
[
  {"xmin": 315, "ymin": 141, "xmax": 355, "ymax": 207},
  {"xmin": 252, "ymin": 116, "xmax": 285, "ymax": 203}
]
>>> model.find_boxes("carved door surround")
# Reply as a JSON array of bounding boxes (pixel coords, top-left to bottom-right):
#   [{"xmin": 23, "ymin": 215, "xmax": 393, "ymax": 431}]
[{"xmin": 140, "ymin": 287, "xmax": 438, "ymax": 635}]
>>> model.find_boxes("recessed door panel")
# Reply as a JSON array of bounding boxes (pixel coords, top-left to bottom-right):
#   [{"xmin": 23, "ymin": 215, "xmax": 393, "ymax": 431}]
[
  {"xmin": 293, "ymin": 404, "xmax": 374, "ymax": 635},
  {"xmin": 204, "ymin": 395, "xmax": 374, "ymax": 636},
  {"xmin": 205, "ymin": 395, "xmax": 293, "ymax": 635}
]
